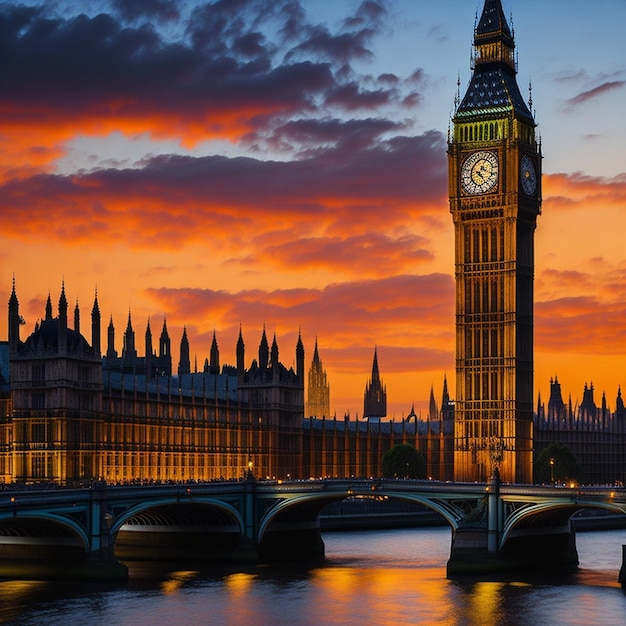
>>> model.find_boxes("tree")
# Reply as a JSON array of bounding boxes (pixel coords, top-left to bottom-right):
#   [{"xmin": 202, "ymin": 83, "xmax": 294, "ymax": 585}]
[
  {"xmin": 534, "ymin": 443, "xmax": 583, "ymax": 485},
  {"xmin": 381, "ymin": 444, "xmax": 426, "ymax": 479}
]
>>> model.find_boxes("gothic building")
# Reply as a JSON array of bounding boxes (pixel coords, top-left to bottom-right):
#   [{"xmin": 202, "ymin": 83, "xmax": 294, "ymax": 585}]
[
  {"xmin": 306, "ymin": 338, "xmax": 330, "ymax": 418},
  {"xmin": 3, "ymin": 280, "xmax": 461, "ymax": 485},
  {"xmin": 4, "ymin": 282, "xmax": 305, "ymax": 483},
  {"xmin": 363, "ymin": 348, "xmax": 386, "ymax": 420},
  {"xmin": 7, "ymin": 281, "xmax": 104, "ymax": 481},
  {"xmin": 3, "ymin": 280, "xmax": 626, "ymax": 485},
  {"xmin": 535, "ymin": 378, "xmax": 626, "ymax": 484},
  {"xmin": 448, "ymin": 0, "xmax": 541, "ymax": 483}
]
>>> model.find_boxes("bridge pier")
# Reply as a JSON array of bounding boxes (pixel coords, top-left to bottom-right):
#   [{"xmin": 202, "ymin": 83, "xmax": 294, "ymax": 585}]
[
  {"xmin": 258, "ymin": 524, "xmax": 325, "ymax": 562},
  {"xmin": 447, "ymin": 471, "xmax": 579, "ymax": 576},
  {"xmin": 447, "ymin": 526, "xmax": 579, "ymax": 576}
]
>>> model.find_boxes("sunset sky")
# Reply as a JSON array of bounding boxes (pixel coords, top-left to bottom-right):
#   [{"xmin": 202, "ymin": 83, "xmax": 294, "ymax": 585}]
[{"xmin": 1, "ymin": 0, "xmax": 625, "ymax": 419}]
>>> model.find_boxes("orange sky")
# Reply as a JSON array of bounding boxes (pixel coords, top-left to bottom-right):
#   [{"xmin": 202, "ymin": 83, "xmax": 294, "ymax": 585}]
[{"xmin": 1, "ymin": 1, "xmax": 625, "ymax": 418}]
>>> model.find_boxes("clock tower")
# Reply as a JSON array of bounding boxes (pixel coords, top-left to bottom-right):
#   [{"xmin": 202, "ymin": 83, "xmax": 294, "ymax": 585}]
[{"xmin": 448, "ymin": 0, "xmax": 541, "ymax": 484}]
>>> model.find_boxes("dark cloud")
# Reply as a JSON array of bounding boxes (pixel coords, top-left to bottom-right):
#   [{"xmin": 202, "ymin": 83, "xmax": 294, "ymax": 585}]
[
  {"xmin": 251, "ymin": 116, "xmax": 406, "ymax": 154},
  {"xmin": 564, "ymin": 81, "xmax": 625, "ymax": 110},
  {"xmin": 112, "ymin": 0, "xmax": 180, "ymax": 23},
  {"xmin": 0, "ymin": 130, "xmax": 447, "ymax": 249},
  {"xmin": 0, "ymin": 0, "xmax": 419, "ymax": 145}
]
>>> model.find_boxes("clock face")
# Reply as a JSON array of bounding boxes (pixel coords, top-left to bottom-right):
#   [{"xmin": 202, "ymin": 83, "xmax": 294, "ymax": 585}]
[
  {"xmin": 520, "ymin": 155, "xmax": 537, "ymax": 195},
  {"xmin": 461, "ymin": 151, "xmax": 499, "ymax": 195}
]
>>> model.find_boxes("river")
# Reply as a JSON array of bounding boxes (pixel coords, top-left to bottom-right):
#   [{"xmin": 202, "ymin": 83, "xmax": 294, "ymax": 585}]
[{"xmin": 0, "ymin": 527, "xmax": 625, "ymax": 625}]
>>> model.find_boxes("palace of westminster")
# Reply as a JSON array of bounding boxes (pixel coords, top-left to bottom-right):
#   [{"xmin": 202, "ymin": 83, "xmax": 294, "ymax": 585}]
[{"xmin": 1, "ymin": 0, "xmax": 625, "ymax": 487}]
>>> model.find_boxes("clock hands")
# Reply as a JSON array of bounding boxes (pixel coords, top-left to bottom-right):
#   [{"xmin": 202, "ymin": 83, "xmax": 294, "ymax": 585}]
[{"xmin": 472, "ymin": 161, "xmax": 491, "ymax": 184}]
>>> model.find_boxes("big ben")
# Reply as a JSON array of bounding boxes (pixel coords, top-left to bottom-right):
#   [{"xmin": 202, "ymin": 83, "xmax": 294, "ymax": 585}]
[{"xmin": 449, "ymin": 0, "xmax": 541, "ymax": 484}]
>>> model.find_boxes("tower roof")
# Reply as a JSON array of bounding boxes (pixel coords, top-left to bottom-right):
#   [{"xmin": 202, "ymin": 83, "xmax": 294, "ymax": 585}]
[
  {"xmin": 475, "ymin": 0, "xmax": 513, "ymax": 45},
  {"xmin": 455, "ymin": 0, "xmax": 533, "ymax": 125}
]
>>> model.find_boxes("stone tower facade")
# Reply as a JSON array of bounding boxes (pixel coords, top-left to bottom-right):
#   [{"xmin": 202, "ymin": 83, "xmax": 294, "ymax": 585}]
[{"xmin": 448, "ymin": 0, "xmax": 541, "ymax": 483}]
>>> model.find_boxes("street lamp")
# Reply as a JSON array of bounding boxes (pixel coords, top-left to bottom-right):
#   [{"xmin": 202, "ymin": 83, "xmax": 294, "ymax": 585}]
[
  {"xmin": 247, "ymin": 459, "xmax": 254, "ymax": 480},
  {"xmin": 549, "ymin": 458, "xmax": 555, "ymax": 486}
]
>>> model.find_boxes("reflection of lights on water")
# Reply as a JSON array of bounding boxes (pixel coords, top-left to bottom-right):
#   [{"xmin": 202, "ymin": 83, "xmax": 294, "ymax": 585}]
[
  {"xmin": 0, "ymin": 580, "xmax": 47, "ymax": 606},
  {"xmin": 160, "ymin": 570, "xmax": 199, "ymax": 595},
  {"xmin": 225, "ymin": 572, "xmax": 256, "ymax": 596},
  {"xmin": 470, "ymin": 582, "xmax": 504, "ymax": 624}
]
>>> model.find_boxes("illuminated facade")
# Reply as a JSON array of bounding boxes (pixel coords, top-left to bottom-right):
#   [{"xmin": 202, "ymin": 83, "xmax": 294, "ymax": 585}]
[
  {"xmin": 5, "ymin": 281, "xmax": 625, "ymax": 486},
  {"xmin": 6, "ymin": 282, "xmax": 304, "ymax": 483},
  {"xmin": 448, "ymin": 0, "xmax": 541, "ymax": 482},
  {"xmin": 4, "ymin": 281, "xmax": 451, "ymax": 484}
]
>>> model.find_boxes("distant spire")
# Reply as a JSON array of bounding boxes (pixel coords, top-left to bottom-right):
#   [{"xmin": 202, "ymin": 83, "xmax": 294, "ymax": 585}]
[
  {"xmin": 259, "ymin": 325, "xmax": 269, "ymax": 370},
  {"xmin": 91, "ymin": 287, "xmax": 101, "ymax": 357},
  {"xmin": 74, "ymin": 298, "xmax": 80, "ymax": 333},
  {"xmin": 8, "ymin": 276, "xmax": 21, "ymax": 351},
  {"xmin": 45, "ymin": 292, "xmax": 53, "ymax": 320},
  {"xmin": 237, "ymin": 324, "xmax": 245, "ymax": 381},
  {"xmin": 210, "ymin": 329, "xmax": 220, "ymax": 373},
  {"xmin": 363, "ymin": 347, "xmax": 386, "ymax": 420},
  {"xmin": 178, "ymin": 326, "xmax": 190, "ymax": 376},
  {"xmin": 296, "ymin": 328, "xmax": 305, "ymax": 381},
  {"xmin": 270, "ymin": 332, "xmax": 279, "ymax": 367}
]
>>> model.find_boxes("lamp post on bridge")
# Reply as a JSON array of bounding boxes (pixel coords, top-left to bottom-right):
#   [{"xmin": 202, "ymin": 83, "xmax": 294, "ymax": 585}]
[{"xmin": 487, "ymin": 438, "xmax": 504, "ymax": 554}]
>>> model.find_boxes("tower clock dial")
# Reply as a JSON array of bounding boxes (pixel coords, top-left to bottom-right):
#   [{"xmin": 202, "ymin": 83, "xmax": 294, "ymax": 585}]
[
  {"xmin": 461, "ymin": 151, "xmax": 499, "ymax": 195},
  {"xmin": 520, "ymin": 155, "xmax": 537, "ymax": 195}
]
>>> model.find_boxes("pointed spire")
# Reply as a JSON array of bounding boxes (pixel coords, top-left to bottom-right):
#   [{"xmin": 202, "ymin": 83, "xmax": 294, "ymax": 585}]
[
  {"xmin": 296, "ymin": 328, "xmax": 305, "ymax": 381},
  {"xmin": 210, "ymin": 329, "xmax": 220, "ymax": 373},
  {"xmin": 122, "ymin": 307, "xmax": 136, "ymax": 359},
  {"xmin": 259, "ymin": 325, "xmax": 269, "ymax": 370},
  {"xmin": 45, "ymin": 292, "xmax": 53, "ymax": 321},
  {"xmin": 363, "ymin": 347, "xmax": 386, "ymax": 420},
  {"xmin": 145, "ymin": 317, "xmax": 153, "ymax": 354},
  {"xmin": 59, "ymin": 281, "xmax": 67, "ymax": 313},
  {"xmin": 58, "ymin": 282, "xmax": 68, "ymax": 353},
  {"xmin": 313, "ymin": 336, "xmax": 320, "ymax": 363},
  {"xmin": 371, "ymin": 346, "xmax": 380, "ymax": 381},
  {"xmin": 270, "ymin": 332, "xmax": 279, "ymax": 366},
  {"xmin": 8, "ymin": 276, "xmax": 21, "ymax": 352},
  {"xmin": 178, "ymin": 326, "xmax": 190, "ymax": 376},
  {"xmin": 429, "ymin": 384, "xmax": 438, "ymax": 421},
  {"xmin": 236, "ymin": 323, "xmax": 245, "ymax": 382},
  {"xmin": 74, "ymin": 298, "xmax": 80, "ymax": 333}
]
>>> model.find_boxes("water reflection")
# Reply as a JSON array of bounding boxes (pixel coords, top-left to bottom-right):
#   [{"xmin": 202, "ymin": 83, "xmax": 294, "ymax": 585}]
[{"xmin": 0, "ymin": 528, "xmax": 624, "ymax": 625}]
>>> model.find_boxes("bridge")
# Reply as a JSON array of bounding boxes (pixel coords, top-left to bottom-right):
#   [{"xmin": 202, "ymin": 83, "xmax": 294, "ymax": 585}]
[{"xmin": 0, "ymin": 477, "xmax": 625, "ymax": 580}]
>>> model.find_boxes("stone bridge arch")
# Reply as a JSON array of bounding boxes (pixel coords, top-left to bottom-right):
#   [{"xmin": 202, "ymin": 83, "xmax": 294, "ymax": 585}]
[
  {"xmin": 499, "ymin": 498, "xmax": 626, "ymax": 566},
  {"xmin": 110, "ymin": 496, "xmax": 245, "ymax": 563},
  {"xmin": 255, "ymin": 485, "xmax": 484, "ymax": 561}
]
